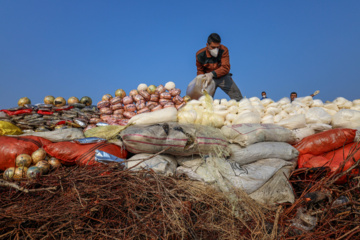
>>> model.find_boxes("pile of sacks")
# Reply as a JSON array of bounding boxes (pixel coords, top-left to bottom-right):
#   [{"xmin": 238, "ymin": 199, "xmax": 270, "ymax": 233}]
[
  {"xmin": 120, "ymin": 122, "xmax": 299, "ymax": 206},
  {"xmin": 178, "ymin": 96, "xmax": 360, "ymax": 134}
]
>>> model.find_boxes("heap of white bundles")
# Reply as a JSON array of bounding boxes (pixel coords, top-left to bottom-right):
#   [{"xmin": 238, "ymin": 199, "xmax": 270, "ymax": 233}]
[{"xmin": 178, "ymin": 94, "xmax": 360, "ymax": 131}]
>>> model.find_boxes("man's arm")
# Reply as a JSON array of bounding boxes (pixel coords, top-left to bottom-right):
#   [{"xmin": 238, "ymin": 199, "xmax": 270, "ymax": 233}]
[
  {"xmin": 196, "ymin": 56, "xmax": 205, "ymax": 75},
  {"xmin": 212, "ymin": 47, "xmax": 230, "ymax": 78}
]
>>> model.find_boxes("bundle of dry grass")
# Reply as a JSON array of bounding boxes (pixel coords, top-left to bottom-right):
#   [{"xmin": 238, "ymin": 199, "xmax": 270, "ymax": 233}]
[
  {"xmin": 1, "ymin": 151, "xmax": 360, "ymax": 239},
  {"xmin": 0, "ymin": 164, "xmax": 273, "ymax": 240}
]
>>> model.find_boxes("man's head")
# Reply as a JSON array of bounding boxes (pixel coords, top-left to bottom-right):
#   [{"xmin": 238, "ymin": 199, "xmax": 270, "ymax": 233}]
[
  {"xmin": 207, "ymin": 33, "xmax": 221, "ymax": 57},
  {"xmin": 290, "ymin": 92, "xmax": 297, "ymax": 101},
  {"xmin": 261, "ymin": 91, "xmax": 266, "ymax": 98}
]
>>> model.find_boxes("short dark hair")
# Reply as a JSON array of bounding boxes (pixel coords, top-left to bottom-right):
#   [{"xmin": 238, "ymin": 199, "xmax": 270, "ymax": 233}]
[
  {"xmin": 290, "ymin": 92, "xmax": 297, "ymax": 96},
  {"xmin": 261, "ymin": 91, "xmax": 266, "ymax": 94},
  {"xmin": 207, "ymin": 33, "xmax": 221, "ymax": 44}
]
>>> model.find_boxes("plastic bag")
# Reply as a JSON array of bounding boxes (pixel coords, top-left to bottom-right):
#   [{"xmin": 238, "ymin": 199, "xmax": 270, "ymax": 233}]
[
  {"xmin": 21, "ymin": 128, "xmax": 85, "ymax": 142},
  {"xmin": 95, "ymin": 150, "xmax": 125, "ymax": 164},
  {"xmin": 74, "ymin": 137, "xmax": 106, "ymax": 144},
  {"xmin": 186, "ymin": 75, "xmax": 215, "ymax": 100},
  {"xmin": 332, "ymin": 109, "xmax": 360, "ymax": 129},
  {"xmin": 305, "ymin": 107, "xmax": 332, "ymax": 124},
  {"xmin": 277, "ymin": 114, "xmax": 307, "ymax": 130},
  {"xmin": 0, "ymin": 121, "xmax": 22, "ymax": 135},
  {"xmin": 228, "ymin": 142, "xmax": 299, "ymax": 165},
  {"xmin": 126, "ymin": 153, "xmax": 177, "ymax": 176},
  {"xmin": 294, "ymin": 128, "xmax": 356, "ymax": 155},
  {"xmin": 44, "ymin": 141, "xmax": 128, "ymax": 166},
  {"xmin": 221, "ymin": 123, "xmax": 295, "ymax": 147}
]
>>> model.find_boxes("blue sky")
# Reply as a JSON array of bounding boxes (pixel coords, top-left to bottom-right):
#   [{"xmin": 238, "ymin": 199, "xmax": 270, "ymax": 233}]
[{"xmin": 1, "ymin": 0, "xmax": 359, "ymax": 109}]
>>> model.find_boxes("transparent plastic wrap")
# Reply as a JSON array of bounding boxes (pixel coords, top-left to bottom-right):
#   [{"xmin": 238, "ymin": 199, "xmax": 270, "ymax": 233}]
[{"xmin": 186, "ymin": 75, "xmax": 215, "ymax": 100}]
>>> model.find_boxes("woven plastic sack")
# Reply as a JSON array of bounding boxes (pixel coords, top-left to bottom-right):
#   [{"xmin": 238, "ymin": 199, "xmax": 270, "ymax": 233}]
[
  {"xmin": 121, "ymin": 122, "xmax": 230, "ymax": 156},
  {"xmin": 249, "ymin": 161, "xmax": 296, "ymax": 205},
  {"xmin": 205, "ymin": 156, "xmax": 292, "ymax": 194},
  {"xmin": 305, "ymin": 107, "xmax": 332, "ymax": 124},
  {"xmin": 221, "ymin": 123, "xmax": 295, "ymax": 147},
  {"xmin": 186, "ymin": 75, "xmax": 215, "ymax": 100},
  {"xmin": 128, "ymin": 107, "xmax": 178, "ymax": 125},
  {"xmin": 0, "ymin": 121, "xmax": 22, "ymax": 135},
  {"xmin": 0, "ymin": 136, "xmax": 52, "ymax": 170},
  {"xmin": 126, "ymin": 153, "xmax": 177, "ymax": 176},
  {"xmin": 294, "ymin": 128, "xmax": 356, "ymax": 155},
  {"xmin": 298, "ymin": 143, "xmax": 360, "ymax": 183},
  {"xmin": 277, "ymin": 114, "xmax": 307, "ymax": 130},
  {"xmin": 44, "ymin": 141, "xmax": 128, "ymax": 166},
  {"xmin": 21, "ymin": 128, "xmax": 84, "ymax": 142},
  {"xmin": 85, "ymin": 125, "xmax": 128, "ymax": 140},
  {"xmin": 292, "ymin": 127, "xmax": 316, "ymax": 143},
  {"xmin": 228, "ymin": 142, "xmax": 299, "ymax": 165}
]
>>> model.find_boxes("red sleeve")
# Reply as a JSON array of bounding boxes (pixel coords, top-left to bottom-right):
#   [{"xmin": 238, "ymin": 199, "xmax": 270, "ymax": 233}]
[{"xmin": 213, "ymin": 46, "xmax": 230, "ymax": 78}]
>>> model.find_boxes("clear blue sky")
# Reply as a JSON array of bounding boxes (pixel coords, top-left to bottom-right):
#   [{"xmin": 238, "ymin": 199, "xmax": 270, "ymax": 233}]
[{"xmin": 1, "ymin": 0, "xmax": 359, "ymax": 109}]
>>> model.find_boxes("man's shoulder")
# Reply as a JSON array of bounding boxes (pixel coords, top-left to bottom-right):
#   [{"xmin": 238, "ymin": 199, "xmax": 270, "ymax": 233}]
[
  {"xmin": 196, "ymin": 47, "xmax": 207, "ymax": 56},
  {"xmin": 220, "ymin": 45, "xmax": 229, "ymax": 52}
]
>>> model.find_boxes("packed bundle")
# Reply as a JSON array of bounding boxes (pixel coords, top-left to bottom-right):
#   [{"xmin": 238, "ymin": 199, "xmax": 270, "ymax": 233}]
[{"xmin": 94, "ymin": 82, "xmax": 189, "ymax": 127}]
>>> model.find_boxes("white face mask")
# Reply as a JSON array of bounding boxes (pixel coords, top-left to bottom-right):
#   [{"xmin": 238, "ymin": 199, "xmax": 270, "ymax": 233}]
[{"xmin": 209, "ymin": 48, "xmax": 219, "ymax": 57}]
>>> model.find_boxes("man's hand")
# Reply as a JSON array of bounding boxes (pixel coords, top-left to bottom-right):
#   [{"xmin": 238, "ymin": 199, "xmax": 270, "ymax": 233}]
[{"xmin": 204, "ymin": 72, "xmax": 214, "ymax": 87}]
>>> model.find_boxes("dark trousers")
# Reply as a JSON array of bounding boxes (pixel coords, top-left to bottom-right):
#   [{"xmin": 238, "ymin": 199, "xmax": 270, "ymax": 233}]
[{"xmin": 213, "ymin": 74, "xmax": 243, "ymax": 101}]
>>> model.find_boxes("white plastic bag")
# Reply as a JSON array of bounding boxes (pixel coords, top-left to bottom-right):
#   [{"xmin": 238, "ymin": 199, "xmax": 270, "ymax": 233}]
[
  {"xmin": 228, "ymin": 142, "xmax": 299, "ymax": 165},
  {"xmin": 292, "ymin": 127, "xmax": 315, "ymax": 142},
  {"xmin": 128, "ymin": 107, "xmax": 178, "ymax": 125},
  {"xmin": 221, "ymin": 123, "xmax": 295, "ymax": 147},
  {"xmin": 277, "ymin": 114, "xmax": 306, "ymax": 130},
  {"xmin": 305, "ymin": 107, "xmax": 332, "ymax": 124},
  {"xmin": 186, "ymin": 75, "xmax": 216, "ymax": 100},
  {"xmin": 126, "ymin": 153, "xmax": 177, "ymax": 176},
  {"xmin": 332, "ymin": 109, "xmax": 360, "ymax": 129}
]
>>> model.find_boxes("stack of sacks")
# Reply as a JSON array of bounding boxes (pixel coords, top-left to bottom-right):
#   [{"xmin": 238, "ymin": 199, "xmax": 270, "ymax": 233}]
[
  {"xmin": 177, "ymin": 123, "xmax": 298, "ymax": 206},
  {"xmin": 121, "ymin": 122, "xmax": 230, "ymax": 176},
  {"xmin": 295, "ymin": 128, "xmax": 360, "ymax": 184},
  {"xmin": 178, "ymin": 95, "xmax": 360, "ymax": 138}
]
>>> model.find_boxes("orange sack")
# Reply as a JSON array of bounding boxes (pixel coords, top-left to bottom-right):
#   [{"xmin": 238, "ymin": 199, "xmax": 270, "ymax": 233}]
[
  {"xmin": 44, "ymin": 141, "xmax": 128, "ymax": 166},
  {"xmin": 294, "ymin": 128, "xmax": 357, "ymax": 155},
  {"xmin": 298, "ymin": 143, "xmax": 360, "ymax": 183},
  {"xmin": 0, "ymin": 136, "xmax": 52, "ymax": 170}
]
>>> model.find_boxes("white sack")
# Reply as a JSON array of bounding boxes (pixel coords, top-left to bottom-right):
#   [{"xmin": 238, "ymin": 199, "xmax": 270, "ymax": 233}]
[
  {"xmin": 232, "ymin": 111, "xmax": 261, "ymax": 124},
  {"xmin": 307, "ymin": 123, "xmax": 332, "ymax": 132},
  {"xmin": 261, "ymin": 115, "xmax": 274, "ymax": 124},
  {"xmin": 305, "ymin": 107, "xmax": 332, "ymax": 124},
  {"xmin": 126, "ymin": 153, "xmax": 177, "ymax": 176},
  {"xmin": 206, "ymin": 157, "xmax": 292, "ymax": 194},
  {"xmin": 311, "ymin": 99, "xmax": 324, "ymax": 108},
  {"xmin": 292, "ymin": 127, "xmax": 315, "ymax": 143},
  {"xmin": 277, "ymin": 114, "xmax": 306, "ymax": 130},
  {"xmin": 228, "ymin": 142, "xmax": 299, "ymax": 165},
  {"xmin": 186, "ymin": 75, "xmax": 216, "ymax": 100},
  {"xmin": 333, "ymin": 97, "xmax": 353, "ymax": 109},
  {"xmin": 332, "ymin": 109, "xmax": 360, "ymax": 129},
  {"xmin": 221, "ymin": 123, "xmax": 295, "ymax": 147},
  {"xmin": 175, "ymin": 155, "xmax": 204, "ymax": 168},
  {"xmin": 128, "ymin": 107, "xmax": 177, "ymax": 125},
  {"xmin": 249, "ymin": 161, "xmax": 296, "ymax": 205},
  {"xmin": 176, "ymin": 166, "xmax": 205, "ymax": 182},
  {"xmin": 261, "ymin": 98, "xmax": 274, "ymax": 107},
  {"xmin": 21, "ymin": 128, "xmax": 85, "ymax": 142},
  {"xmin": 353, "ymin": 99, "xmax": 360, "ymax": 106}
]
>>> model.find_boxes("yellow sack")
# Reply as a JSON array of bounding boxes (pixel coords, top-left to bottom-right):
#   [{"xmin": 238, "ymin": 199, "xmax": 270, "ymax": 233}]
[{"xmin": 0, "ymin": 121, "xmax": 23, "ymax": 135}]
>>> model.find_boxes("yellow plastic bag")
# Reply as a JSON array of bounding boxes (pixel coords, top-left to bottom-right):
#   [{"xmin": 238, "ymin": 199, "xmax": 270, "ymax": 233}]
[{"xmin": 0, "ymin": 121, "xmax": 23, "ymax": 135}]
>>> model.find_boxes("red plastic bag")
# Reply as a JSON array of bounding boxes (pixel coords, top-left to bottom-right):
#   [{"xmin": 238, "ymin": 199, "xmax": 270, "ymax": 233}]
[
  {"xmin": 294, "ymin": 129, "xmax": 357, "ymax": 155},
  {"xmin": 0, "ymin": 136, "xmax": 52, "ymax": 170},
  {"xmin": 0, "ymin": 109, "xmax": 33, "ymax": 116},
  {"xmin": 298, "ymin": 143, "xmax": 360, "ymax": 183},
  {"xmin": 44, "ymin": 141, "xmax": 128, "ymax": 166}
]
